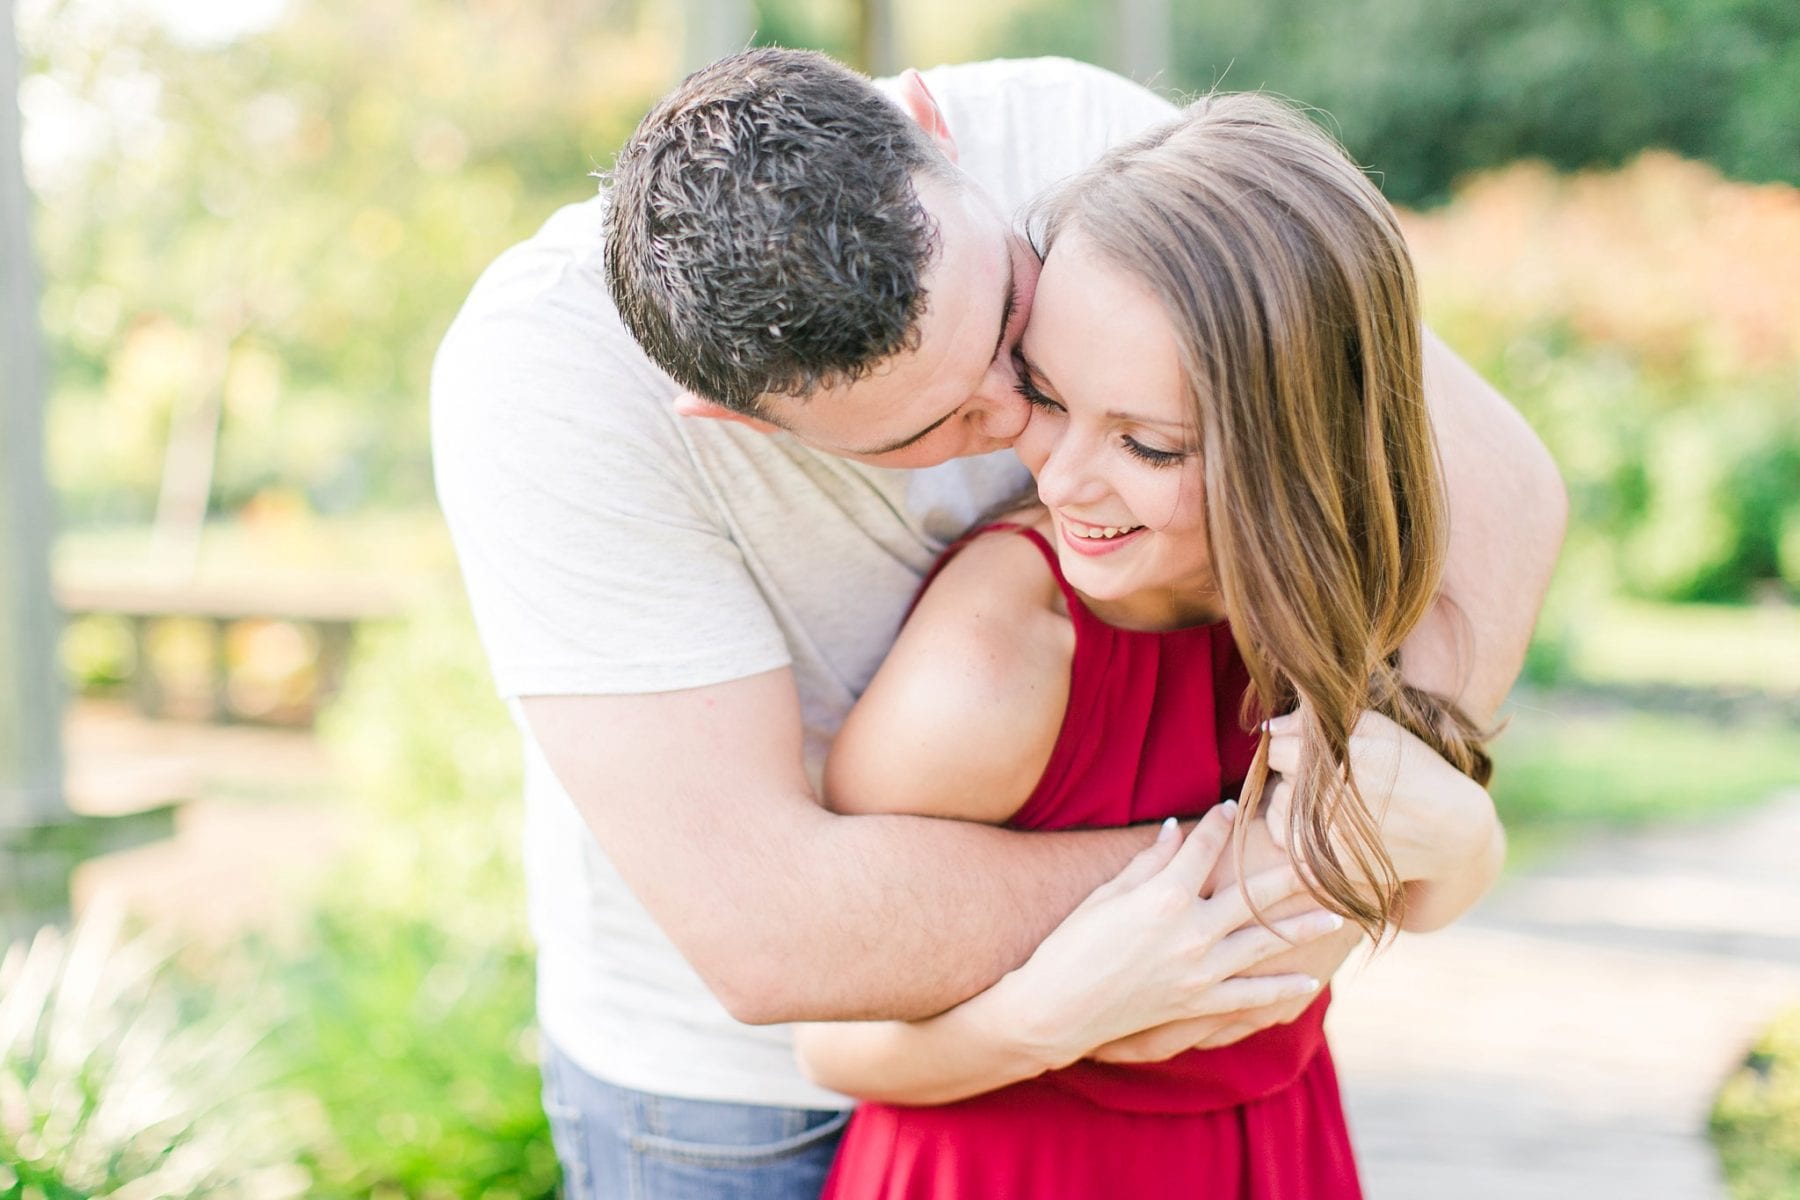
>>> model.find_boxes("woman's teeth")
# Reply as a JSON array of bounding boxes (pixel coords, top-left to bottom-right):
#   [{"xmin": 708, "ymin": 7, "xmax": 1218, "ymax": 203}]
[{"xmin": 1069, "ymin": 523, "xmax": 1143, "ymax": 540}]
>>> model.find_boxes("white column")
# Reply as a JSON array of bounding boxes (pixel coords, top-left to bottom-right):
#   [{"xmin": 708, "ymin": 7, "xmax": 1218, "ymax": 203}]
[
  {"xmin": 680, "ymin": 0, "xmax": 756, "ymax": 77},
  {"xmin": 857, "ymin": 0, "xmax": 899, "ymax": 77},
  {"xmin": 1116, "ymin": 0, "xmax": 1171, "ymax": 84},
  {"xmin": 0, "ymin": 0, "xmax": 67, "ymax": 832}
]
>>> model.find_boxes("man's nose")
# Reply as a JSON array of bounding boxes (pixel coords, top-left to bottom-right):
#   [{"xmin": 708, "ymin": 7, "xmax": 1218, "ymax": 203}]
[{"xmin": 968, "ymin": 368, "xmax": 1030, "ymax": 443}]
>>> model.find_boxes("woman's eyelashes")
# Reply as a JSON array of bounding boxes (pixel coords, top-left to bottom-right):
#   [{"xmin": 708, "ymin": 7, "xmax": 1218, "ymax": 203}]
[
  {"xmin": 1122, "ymin": 439, "xmax": 1187, "ymax": 467},
  {"xmin": 1015, "ymin": 357, "xmax": 1191, "ymax": 468},
  {"xmin": 1013, "ymin": 371, "xmax": 1063, "ymax": 413}
]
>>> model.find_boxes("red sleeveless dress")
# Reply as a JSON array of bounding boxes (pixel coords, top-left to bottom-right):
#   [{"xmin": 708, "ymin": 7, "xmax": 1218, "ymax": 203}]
[{"xmin": 820, "ymin": 526, "xmax": 1362, "ymax": 1200}]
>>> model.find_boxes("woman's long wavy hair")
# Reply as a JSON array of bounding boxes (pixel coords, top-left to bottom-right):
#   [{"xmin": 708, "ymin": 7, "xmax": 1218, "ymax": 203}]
[{"xmin": 1031, "ymin": 94, "xmax": 1491, "ymax": 938}]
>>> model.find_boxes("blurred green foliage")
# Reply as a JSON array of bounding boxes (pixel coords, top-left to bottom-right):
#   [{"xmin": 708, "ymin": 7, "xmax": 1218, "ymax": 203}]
[
  {"xmin": 995, "ymin": 0, "xmax": 1800, "ymax": 206},
  {"xmin": 0, "ymin": 915, "xmax": 305, "ymax": 1200},
  {"xmin": 259, "ymin": 600, "xmax": 558, "ymax": 1197},
  {"xmin": 1714, "ymin": 1006, "xmax": 1800, "ymax": 1199},
  {"xmin": 27, "ymin": 0, "xmax": 669, "ymax": 525},
  {"xmin": 1490, "ymin": 704, "xmax": 1800, "ymax": 861},
  {"xmin": 1401, "ymin": 154, "xmax": 1800, "ymax": 604}
]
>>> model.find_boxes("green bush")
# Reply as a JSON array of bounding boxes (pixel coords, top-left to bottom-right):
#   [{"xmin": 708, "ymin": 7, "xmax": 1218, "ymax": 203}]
[
  {"xmin": 0, "ymin": 914, "xmax": 304, "ymax": 1200},
  {"xmin": 255, "ymin": 901, "xmax": 556, "ymax": 1200},
  {"xmin": 1714, "ymin": 1006, "xmax": 1800, "ymax": 1199},
  {"xmin": 260, "ymin": 596, "xmax": 557, "ymax": 1198}
]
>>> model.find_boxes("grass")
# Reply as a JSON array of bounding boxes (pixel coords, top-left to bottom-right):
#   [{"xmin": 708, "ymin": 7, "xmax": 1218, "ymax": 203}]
[
  {"xmin": 1488, "ymin": 700, "xmax": 1800, "ymax": 862},
  {"xmin": 1562, "ymin": 599, "xmax": 1800, "ymax": 694}
]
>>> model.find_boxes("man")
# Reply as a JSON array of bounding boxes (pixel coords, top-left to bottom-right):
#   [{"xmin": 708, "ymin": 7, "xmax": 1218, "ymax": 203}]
[{"xmin": 433, "ymin": 49, "xmax": 1564, "ymax": 1198}]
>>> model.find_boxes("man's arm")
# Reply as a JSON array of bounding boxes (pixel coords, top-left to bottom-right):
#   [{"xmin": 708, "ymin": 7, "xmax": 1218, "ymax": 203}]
[
  {"xmin": 1409, "ymin": 328, "xmax": 1567, "ymax": 720},
  {"xmin": 522, "ymin": 669, "xmax": 1151, "ymax": 1027}
]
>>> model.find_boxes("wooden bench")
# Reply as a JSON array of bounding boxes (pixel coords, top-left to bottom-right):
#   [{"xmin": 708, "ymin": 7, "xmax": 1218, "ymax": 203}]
[{"xmin": 54, "ymin": 570, "xmax": 407, "ymax": 725}]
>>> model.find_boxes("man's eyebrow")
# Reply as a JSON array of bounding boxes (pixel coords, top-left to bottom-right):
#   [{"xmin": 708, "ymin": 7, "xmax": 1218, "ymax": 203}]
[{"xmin": 850, "ymin": 256, "xmax": 1019, "ymax": 458}]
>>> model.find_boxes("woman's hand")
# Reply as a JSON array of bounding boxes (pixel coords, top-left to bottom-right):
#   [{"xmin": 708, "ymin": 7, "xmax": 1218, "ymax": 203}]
[
  {"xmin": 994, "ymin": 802, "xmax": 1344, "ymax": 1071},
  {"xmin": 1262, "ymin": 710, "xmax": 1504, "ymax": 931}
]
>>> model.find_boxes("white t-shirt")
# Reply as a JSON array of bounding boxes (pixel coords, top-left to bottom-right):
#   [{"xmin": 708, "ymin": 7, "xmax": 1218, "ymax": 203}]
[{"xmin": 432, "ymin": 57, "xmax": 1177, "ymax": 1109}]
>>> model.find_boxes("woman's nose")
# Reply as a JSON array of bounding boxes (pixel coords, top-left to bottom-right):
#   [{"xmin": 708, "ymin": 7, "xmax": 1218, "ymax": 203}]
[{"xmin": 1033, "ymin": 433, "xmax": 1103, "ymax": 509}]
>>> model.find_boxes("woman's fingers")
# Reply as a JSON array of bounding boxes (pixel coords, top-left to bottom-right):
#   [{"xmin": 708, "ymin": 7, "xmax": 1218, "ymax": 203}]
[
  {"xmin": 1159, "ymin": 800, "xmax": 1239, "ymax": 893},
  {"xmin": 1178, "ymin": 972, "xmax": 1320, "ymax": 1018},
  {"xmin": 1264, "ymin": 727, "xmax": 1301, "ymax": 776},
  {"xmin": 1202, "ymin": 862, "xmax": 1312, "ymax": 930},
  {"xmin": 1263, "ymin": 780, "xmax": 1294, "ymax": 852},
  {"xmin": 1210, "ymin": 909, "xmax": 1344, "ymax": 977},
  {"xmin": 1095, "ymin": 817, "xmax": 1184, "ymax": 900}
]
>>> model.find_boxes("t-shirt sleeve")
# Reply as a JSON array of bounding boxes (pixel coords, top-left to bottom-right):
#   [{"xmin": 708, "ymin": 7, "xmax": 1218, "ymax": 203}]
[
  {"xmin": 431, "ymin": 242, "xmax": 792, "ymax": 699},
  {"xmin": 911, "ymin": 58, "xmax": 1182, "ymax": 216}
]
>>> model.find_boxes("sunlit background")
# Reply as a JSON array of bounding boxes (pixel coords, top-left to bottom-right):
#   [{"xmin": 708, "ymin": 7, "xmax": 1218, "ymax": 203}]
[{"xmin": 2, "ymin": 0, "xmax": 1797, "ymax": 1195}]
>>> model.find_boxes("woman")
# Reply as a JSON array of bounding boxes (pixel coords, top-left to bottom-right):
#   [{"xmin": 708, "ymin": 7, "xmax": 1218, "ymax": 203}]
[{"xmin": 793, "ymin": 94, "xmax": 1505, "ymax": 1198}]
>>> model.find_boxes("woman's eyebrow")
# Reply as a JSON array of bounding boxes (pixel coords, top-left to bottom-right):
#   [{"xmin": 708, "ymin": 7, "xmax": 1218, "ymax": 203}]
[
  {"xmin": 1106, "ymin": 409, "xmax": 1188, "ymax": 433},
  {"xmin": 1017, "ymin": 349, "xmax": 1188, "ymax": 434}
]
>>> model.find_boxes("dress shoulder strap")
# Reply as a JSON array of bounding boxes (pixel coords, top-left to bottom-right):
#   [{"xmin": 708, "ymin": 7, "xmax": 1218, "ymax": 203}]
[{"xmin": 911, "ymin": 521, "xmax": 1084, "ymax": 621}]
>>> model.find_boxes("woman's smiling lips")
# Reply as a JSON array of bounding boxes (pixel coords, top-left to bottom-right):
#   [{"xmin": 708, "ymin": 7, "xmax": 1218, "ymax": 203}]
[{"xmin": 1057, "ymin": 514, "xmax": 1148, "ymax": 557}]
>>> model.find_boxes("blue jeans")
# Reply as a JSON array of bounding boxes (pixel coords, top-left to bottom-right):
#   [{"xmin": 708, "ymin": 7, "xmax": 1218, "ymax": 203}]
[{"xmin": 539, "ymin": 1035, "xmax": 851, "ymax": 1200}]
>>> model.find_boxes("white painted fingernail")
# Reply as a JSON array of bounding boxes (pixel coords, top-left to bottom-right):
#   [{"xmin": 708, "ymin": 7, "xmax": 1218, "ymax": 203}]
[{"xmin": 1157, "ymin": 816, "xmax": 1179, "ymax": 842}]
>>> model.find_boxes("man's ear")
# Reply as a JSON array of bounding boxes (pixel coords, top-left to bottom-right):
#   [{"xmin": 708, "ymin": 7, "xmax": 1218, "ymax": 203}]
[
  {"xmin": 672, "ymin": 391, "xmax": 783, "ymax": 435},
  {"xmin": 895, "ymin": 69, "xmax": 957, "ymax": 164}
]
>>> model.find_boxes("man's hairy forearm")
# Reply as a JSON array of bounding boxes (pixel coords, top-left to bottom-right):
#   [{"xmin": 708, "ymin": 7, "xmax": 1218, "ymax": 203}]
[
  {"xmin": 524, "ymin": 682, "xmax": 1152, "ymax": 1029},
  {"xmin": 694, "ymin": 808, "xmax": 1147, "ymax": 1025}
]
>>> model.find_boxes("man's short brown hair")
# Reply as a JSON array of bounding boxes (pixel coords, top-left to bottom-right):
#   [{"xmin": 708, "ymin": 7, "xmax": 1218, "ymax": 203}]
[{"xmin": 604, "ymin": 48, "xmax": 957, "ymax": 415}]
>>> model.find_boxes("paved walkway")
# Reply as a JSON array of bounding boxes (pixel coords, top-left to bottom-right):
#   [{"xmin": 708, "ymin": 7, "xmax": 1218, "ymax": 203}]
[
  {"xmin": 65, "ymin": 701, "xmax": 352, "ymax": 946},
  {"xmin": 1328, "ymin": 789, "xmax": 1800, "ymax": 1198}
]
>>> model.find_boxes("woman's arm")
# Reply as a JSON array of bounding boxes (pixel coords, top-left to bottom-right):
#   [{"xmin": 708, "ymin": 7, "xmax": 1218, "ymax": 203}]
[
  {"xmin": 1411, "ymin": 328, "xmax": 1567, "ymax": 722},
  {"xmin": 821, "ymin": 529, "xmax": 1070, "ymax": 824},
  {"xmin": 795, "ymin": 809, "xmax": 1336, "ymax": 1104},
  {"xmin": 799, "ymin": 529, "xmax": 1332, "ymax": 1102}
]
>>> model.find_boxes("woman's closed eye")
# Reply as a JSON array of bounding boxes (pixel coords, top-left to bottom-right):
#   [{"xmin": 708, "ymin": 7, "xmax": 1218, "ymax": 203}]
[
  {"xmin": 1014, "ymin": 371, "xmax": 1064, "ymax": 414},
  {"xmin": 1121, "ymin": 438, "xmax": 1187, "ymax": 468},
  {"xmin": 1016, "ymin": 353, "xmax": 1193, "ymax": 468}
]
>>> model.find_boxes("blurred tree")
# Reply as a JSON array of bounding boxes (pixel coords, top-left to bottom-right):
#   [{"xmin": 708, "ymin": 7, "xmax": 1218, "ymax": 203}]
[
  {"xmin": 1116, "ymin": 0, "xmax": 1171, "ymax": 84},
  {"xmin": 992, "ymin": 0, "xmax": 1800, "ymax": 206},
  {"xmin": 24, "ymin": 0, "xmax": 673, "ymax": 526}
]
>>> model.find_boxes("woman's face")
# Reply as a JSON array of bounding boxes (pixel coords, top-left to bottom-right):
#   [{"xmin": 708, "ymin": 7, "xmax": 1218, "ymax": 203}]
[{"xmin": 1012, "ymin": 228, "xmax": 1222, "ymax": 631}]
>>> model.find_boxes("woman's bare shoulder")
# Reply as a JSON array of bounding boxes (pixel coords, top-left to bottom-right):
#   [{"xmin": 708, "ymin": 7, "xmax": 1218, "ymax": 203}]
[{"xmin": 823, "ymin": 524, "xmax": 1074, "ymax": 824}]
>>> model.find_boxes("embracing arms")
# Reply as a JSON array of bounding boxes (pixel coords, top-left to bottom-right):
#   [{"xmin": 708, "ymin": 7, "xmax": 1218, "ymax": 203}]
[{"xmin": 523, "ymin": 679, "xmax": 1152, "ymax": 1025}]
